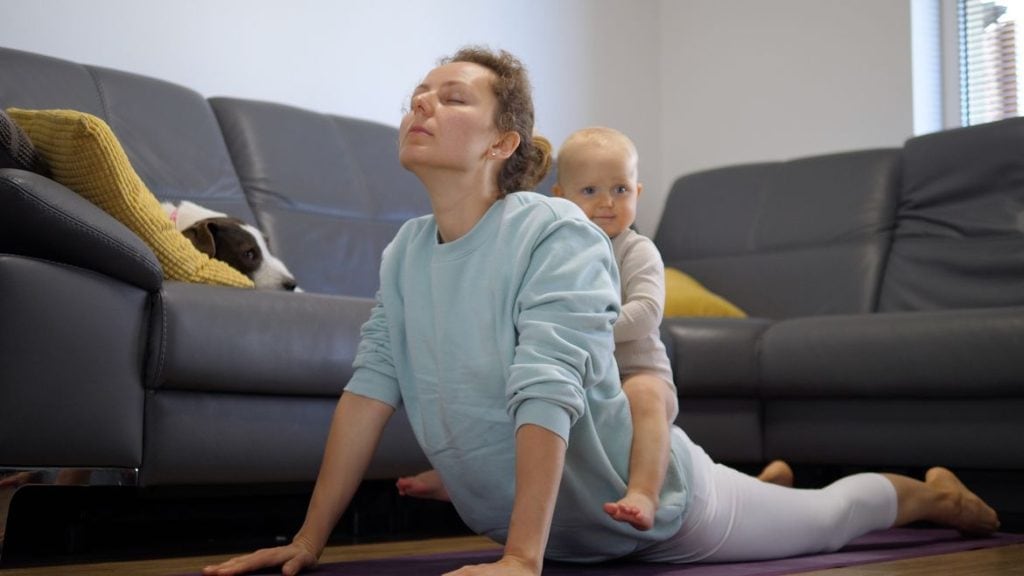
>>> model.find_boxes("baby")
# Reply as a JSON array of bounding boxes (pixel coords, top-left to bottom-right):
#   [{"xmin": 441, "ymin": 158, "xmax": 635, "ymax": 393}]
[{"xmin": 551, "ymin": 127, "xmax": 677, "ymax": 530}]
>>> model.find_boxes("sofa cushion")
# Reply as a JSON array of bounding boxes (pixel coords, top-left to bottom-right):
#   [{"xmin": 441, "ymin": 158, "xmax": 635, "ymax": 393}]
[
  {"xmin": 881, "ymin": 117, "xmax": 1024, "ymax": 311},
  {"xmin": 8, "ymin": 108, "xmax": 252, "ymax": 287},
  {"xmin": 655, "ymin": 149, "xmax": 901, "ymax": 318},
  {"xmin": 664, "ymin": 266, "xmax": 746, "ymax": 317},
  {"xmin": 148, "ymin": 281, "xmax": 373, "ymax": 396},
  {"xmin": 760, "ymin": 307, "xmax": 1024, "ymax": 398}
]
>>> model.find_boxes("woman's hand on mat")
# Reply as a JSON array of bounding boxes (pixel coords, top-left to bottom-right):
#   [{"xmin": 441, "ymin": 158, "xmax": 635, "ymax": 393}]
[
  {"xmin": 443, "ymin": 555, "xmax": 541, "ymax": 576},
  {"xmin": 201, "ymin": 537, "xmax": 319, "ymax": 576}
]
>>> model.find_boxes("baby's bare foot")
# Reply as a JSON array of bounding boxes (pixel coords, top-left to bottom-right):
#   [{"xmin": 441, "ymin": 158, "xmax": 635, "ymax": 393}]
[
  {"xmin": 396, "ymin": 469, "xmax": 451, "ymax": 502},
  {"xmin": 758, "ymin": 460, "xmax": 794, "ymax": 487},
  {"xmin": 603, "ymin": 491, "xmax": 656, "ymax": 531},
  {"xmin": 925, "ymin": 467, "xmax": 1000, "ymax": 535}
]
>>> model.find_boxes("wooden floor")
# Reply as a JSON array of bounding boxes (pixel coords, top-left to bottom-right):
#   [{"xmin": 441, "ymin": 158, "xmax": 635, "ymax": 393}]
[
  {"xmin": 2, "ymin": 537, "xmax": 1022, "ymax": 576},
  {"xmin": 0, "ymin": 536, "xmax": 499, "ymax": 576}
]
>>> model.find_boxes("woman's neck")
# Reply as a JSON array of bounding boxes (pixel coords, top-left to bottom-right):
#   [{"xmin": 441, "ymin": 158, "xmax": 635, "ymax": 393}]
[{"xmin": 418, "ymin": 168, "xmax": 502, "ymax": 243}]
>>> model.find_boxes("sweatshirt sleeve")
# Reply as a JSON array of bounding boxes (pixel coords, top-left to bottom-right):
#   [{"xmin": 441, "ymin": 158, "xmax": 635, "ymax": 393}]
[
  {"xmin": 345, "ymin": 291, "xmax": 403, "ymax": 409},
  {"xmin": 506, "ymin": 217, "xmax": 620, "ymax": 443},
  {"xmin": 613, "ymin": 237, "xmax": 666, "ymax": 344}
]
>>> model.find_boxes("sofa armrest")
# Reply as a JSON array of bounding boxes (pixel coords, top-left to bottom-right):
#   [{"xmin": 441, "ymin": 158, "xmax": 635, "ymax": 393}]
[
  {"xmin": 0, "ymin": 168, "xmax": 162, "ymax": 291},
  {"xmin": 0, "ymin": 255, "xmax": 146, "ymax": 467},
  {"xmin": 662, "ymin": 317, "xmax": 774, "ymax": 397},
  {"xmin": 148, "ymin": 281, "xmax": 374, "ymax": 396}
]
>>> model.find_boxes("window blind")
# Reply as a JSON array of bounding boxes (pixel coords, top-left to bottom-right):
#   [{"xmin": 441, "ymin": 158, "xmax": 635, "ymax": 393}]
[{"xmin": 959, "ymin": 0, "xmax": 1022, "ymax": 125}]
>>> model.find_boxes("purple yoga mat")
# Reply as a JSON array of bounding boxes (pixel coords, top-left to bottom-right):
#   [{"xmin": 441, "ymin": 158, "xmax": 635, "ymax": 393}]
[{"xmin": 185, "ymin": 528, "xmax": 1024, "ymax": 575}]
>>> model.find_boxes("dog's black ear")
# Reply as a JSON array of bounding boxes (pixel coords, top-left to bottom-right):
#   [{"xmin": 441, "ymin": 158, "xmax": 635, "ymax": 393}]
[{"xmin": 182, "ymin": 222, "xmax": 217, "ymax": 256}]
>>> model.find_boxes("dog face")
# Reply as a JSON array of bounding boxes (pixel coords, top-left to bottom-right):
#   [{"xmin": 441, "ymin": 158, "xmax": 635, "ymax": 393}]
[{"xmin": 163, "ymin": 201, "xmax": 299, "ymax": 291}]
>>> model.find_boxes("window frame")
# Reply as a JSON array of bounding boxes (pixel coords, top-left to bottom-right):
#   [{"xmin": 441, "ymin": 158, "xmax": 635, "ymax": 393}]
[{"xmin": 915, "ymin": 0, "xmax": 1019, "ymax": 133}]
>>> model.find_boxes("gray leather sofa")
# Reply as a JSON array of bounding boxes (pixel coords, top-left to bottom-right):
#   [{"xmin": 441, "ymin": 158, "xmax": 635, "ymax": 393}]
[
  {"xmin": 656, "ymin": 121, "xmax": 1024, "ymax": 520},
  {"xmin": 2, "ymin": 44, "xmax": 1022, "ymax": 531},
  {"xmin": 0, "ymin": 45, "xmax": 432, "ymax": 489}
]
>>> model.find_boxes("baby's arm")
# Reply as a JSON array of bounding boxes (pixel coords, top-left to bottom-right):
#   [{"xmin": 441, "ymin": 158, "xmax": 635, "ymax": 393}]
[{"xmin": 614, "ymin": 239, "xmax": 666, "ymax": 343}]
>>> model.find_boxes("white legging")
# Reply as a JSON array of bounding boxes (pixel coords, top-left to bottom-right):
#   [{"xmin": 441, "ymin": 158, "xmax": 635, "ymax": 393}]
[{"xmin": 636, "ymin": 429, "xmax": 899, "ymax": 563}]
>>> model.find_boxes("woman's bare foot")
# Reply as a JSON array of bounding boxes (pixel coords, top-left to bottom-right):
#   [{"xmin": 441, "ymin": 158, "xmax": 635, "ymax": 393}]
[
  {"xmin": 396, "ymin": 469, "xmax": 451, "ymax": 502},
  {"xmin": 924, "ymin": 467, "xmax": 1000, "ymax": 536},
  {"xmin": 603, "ymin": 491, "xmax": 657, "ymax": 531},
  {"xmin": 758, "ymin": 460, "xmax": 794, "ymax": 487}
]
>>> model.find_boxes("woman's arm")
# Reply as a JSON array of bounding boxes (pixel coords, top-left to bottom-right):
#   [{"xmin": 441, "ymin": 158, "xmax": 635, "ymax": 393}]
[
  {"xmin": 203, "ymin": 391, "xmax": 395, "ymax": 576},
  {"xmin": 460, "ymin": 216, "xmax": 618, "ymax": 575},
  {"xmin": 504, "ymin": 424, "xmax": 566, "ymax": 571},
  {"xmin": 295, "ymin": 392, "xmax": 396, "ymax": 551},
  {"xmin": 444, "ymin": 423, "xmax": 566, "ymax": 576}
]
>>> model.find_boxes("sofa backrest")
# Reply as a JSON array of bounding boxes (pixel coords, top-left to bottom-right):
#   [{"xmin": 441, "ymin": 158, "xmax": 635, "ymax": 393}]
[
  {"xmin": 879, "ymin": 117, "xmax": 1024, "ymax": 312},
  {"xmin": 654, "ymin": 149, "xmax": 901, "ymax": 318},
  {"xmin": 0, "ymin": 46, "xmax": 257, "ymax": 225},
  {"xmin": 209, "ymin": 97, "xmax": 431, "ymax": 297},
  {"xmin": 0, "ymin": 46, "xmax": 431, "ymax": 298}
]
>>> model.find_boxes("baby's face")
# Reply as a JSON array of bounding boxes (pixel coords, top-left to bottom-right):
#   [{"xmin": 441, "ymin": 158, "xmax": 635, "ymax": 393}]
[{"xmin": 554, "ymin": 146, "xmax": 640, "ymax": 239}]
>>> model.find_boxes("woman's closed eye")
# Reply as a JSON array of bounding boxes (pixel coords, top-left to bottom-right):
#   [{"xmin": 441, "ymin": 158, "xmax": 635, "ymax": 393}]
[{"xmin": 442, "ymin": 92, "xmax": 466, "ymax": 104}]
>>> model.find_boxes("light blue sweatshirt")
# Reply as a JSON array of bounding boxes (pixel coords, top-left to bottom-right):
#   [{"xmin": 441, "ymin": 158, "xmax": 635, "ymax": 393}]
[{"xmin": 345, "ymin": 192, "xmax": 691, "ymax": 562}]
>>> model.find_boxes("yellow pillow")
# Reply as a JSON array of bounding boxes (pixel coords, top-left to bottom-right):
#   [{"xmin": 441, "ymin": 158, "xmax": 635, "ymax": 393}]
[
  {"xmin": 7, "ymin": 108, "xmax": 253, "ymax": 288},
  {"xmin": 664, "ymin": 267, "xmax": 746, "ymax": 318}
]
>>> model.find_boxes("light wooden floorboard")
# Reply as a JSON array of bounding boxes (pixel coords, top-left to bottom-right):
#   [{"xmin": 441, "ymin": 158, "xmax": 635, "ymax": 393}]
[
  {"xmin": 798, "ymin": 542, "xmax": 1024, "ymax": 575},
  {"xmin": 1, "ymin": 538, "xmax": 1022, "ymax": 575},
  {"xmin": 0, "ymin": 536, "xmax": 500, "ymax": 576}
]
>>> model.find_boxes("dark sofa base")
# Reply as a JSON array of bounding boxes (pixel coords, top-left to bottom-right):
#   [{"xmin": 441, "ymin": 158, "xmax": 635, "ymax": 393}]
[
  {"xmin": 764, "ymin": 398, "xmax": 1024, "ymax": 470},
  {"xmin": 0, "ymin": 480, "xmax": 471, "ymax": 568},
  {"xmin": 676, "ymin": 399, "xmax": 763, "ymax": 464},
  {"xmin": 140, "ymin": 391, "xmax": 431, "ymax": 486},
  {"xmin": 4, "ymin": 466, "xmax": 1021, "ymax": 568}
]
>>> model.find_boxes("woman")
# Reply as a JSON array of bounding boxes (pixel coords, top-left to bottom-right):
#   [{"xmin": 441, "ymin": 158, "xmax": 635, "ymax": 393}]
[{"xmin": 203, "ymin": 46, "xmax": 998, "ymax": 576}]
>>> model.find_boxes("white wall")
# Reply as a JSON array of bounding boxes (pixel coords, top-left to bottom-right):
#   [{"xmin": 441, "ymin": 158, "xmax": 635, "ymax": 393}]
[
  {"xmin": 1, "ymin": 0, "xmax": 915, "ymax": 236},
  {"xmin": 657, "ymin": 0, "xmax": 915, "ymax": 230}
]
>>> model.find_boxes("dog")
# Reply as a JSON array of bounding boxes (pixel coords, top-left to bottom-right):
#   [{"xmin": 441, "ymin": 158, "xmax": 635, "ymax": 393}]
[{"xmin": 162, "ymin": 200, "xmax": 299, "ymax": 291}]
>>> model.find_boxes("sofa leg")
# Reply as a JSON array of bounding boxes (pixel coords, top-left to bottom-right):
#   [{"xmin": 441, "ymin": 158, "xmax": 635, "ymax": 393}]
[{"xmin": 0, "ymin": 467, "xmax": 138, "ymax": 562}]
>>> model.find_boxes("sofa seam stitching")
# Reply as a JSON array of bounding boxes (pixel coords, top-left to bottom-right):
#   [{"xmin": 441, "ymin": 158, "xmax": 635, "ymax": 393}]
[{"xmin": 84, "ymin": 65, "xmax": 112, "ymax": 120}]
